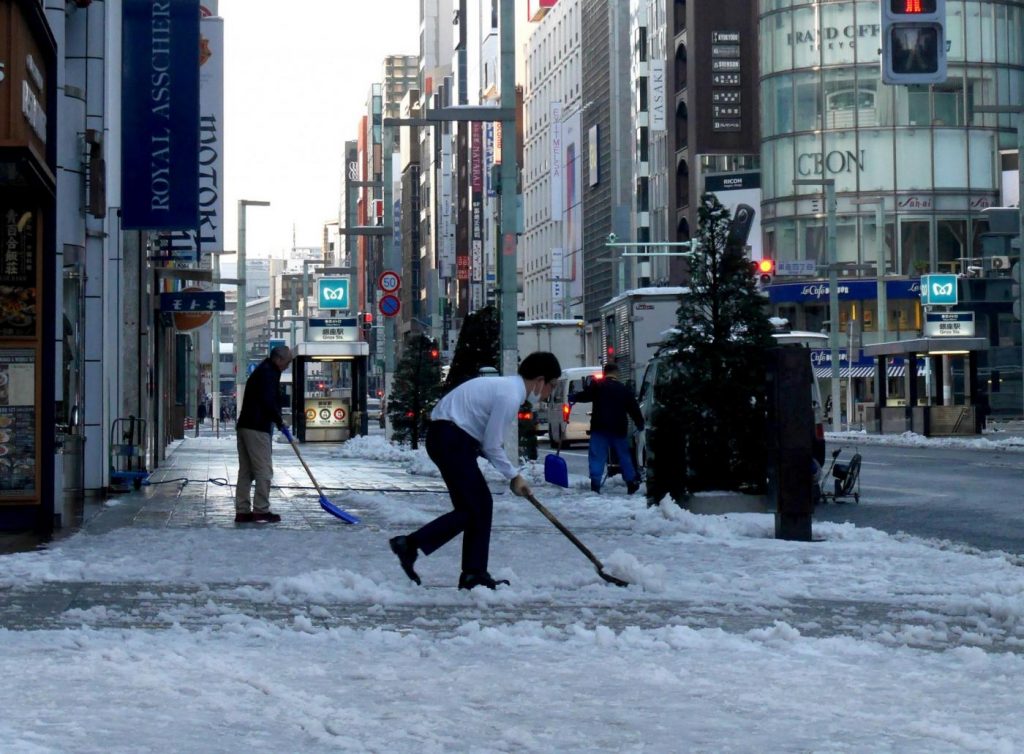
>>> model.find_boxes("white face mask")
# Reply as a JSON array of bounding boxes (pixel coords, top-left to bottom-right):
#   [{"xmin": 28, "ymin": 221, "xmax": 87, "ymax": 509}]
[{"xmin": 526, "ymin": 382, "xmax": 544, "ymax": 406}]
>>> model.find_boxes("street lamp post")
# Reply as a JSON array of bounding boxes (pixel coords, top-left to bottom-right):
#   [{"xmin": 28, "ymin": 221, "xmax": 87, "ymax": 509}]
[
  {"xmin": 235, "ymin": 200, "xmax": 270, "ymax": 411},
  {"xmin": 795, "ymin": 178, "xmax": 841, "ymax": 432}
]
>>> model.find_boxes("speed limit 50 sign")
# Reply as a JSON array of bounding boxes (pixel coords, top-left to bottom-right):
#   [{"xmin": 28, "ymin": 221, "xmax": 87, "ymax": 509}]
[{"xmin": 378, "ymin": 271, "xmax": 401, "ymax": 293}]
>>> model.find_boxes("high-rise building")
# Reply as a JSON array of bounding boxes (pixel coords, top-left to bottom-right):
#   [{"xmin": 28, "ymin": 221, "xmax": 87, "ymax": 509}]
[
  {"xmin": 581, "ymin": 0, "xmax": 633, "ymax": 335},
  {"xmin": 523, "ymin": 0, "xmax": 584, "ymax": 319}
]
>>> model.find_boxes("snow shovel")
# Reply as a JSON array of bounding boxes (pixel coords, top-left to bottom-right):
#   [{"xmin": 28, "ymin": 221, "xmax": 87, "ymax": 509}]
[
  {"xmin": 543, "ymin": 402, "xmax": 572, "ymax": 488},
  {"xmin": 543, "ymin": 436, "xmax": 569, "ymax": 488},
  {"xmin": 525, "ymin": 492, "xmax": 628, "ymax": 587},
  {"xmin": 280, "ymin": 427, "xmax": 360, "ymax": 525}
]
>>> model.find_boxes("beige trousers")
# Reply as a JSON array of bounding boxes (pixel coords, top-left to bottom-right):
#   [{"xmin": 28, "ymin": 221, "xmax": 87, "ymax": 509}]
[{"xmin": 236, "ymin": 428, "xmax": 273, "ymax": 513}]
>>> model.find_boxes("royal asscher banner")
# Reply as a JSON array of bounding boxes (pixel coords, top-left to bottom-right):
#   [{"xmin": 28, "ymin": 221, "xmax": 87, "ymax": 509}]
[{"xmin": 121, "ymin": 0, "xmax": 201, "ymax": 230}]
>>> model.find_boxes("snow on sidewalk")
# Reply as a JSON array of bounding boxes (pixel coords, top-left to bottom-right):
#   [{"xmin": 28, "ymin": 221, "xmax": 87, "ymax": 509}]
[{"xmin": 1, "ymin": 435, "xmax": 1023, "ymax": 752}]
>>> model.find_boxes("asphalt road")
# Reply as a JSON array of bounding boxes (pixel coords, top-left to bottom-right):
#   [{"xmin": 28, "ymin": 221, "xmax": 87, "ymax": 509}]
[{"xmin": 545, "ymin": 439, "xmax": 1024, "ymax": 556}]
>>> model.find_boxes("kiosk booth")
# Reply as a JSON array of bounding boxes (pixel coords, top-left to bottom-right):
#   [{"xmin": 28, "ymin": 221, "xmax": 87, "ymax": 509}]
[
  {"xmin": 862, "ymin": 337, "xmax": 989, "ymax": 436},
  {"xmin": 291, "ymin": 342, "xmax": 370, "ymax": 442}
]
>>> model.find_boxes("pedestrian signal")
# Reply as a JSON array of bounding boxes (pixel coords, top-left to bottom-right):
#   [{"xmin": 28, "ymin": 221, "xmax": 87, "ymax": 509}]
[{"xmin": 881, "ymin": 0, "xmax": 946, "ymax": 84}]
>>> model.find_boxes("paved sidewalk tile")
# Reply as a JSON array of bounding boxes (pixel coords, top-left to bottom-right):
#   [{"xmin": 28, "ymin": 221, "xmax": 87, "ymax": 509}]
[{"xmin": 85, "ymin": 431, "xmax": 448, "ymax": 535}]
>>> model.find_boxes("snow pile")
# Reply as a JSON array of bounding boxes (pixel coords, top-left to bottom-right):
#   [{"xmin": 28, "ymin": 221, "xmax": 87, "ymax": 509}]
[
  {"xmin": 334, "ymin": 434, "xmax": 422, "ymax": 462},
  {"xmin": 828, "ymin": 430, "xmax": 1024, "ymax": 452}
]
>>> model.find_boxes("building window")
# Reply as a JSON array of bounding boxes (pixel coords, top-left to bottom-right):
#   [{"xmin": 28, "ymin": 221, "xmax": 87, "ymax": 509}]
[
  {"xmin": 637, "ymin": 177, "xmax": 650, "ymax": 213},
  {"xmin": 637, "ymin": 26, "xmax": 648, "ymax": 63}
]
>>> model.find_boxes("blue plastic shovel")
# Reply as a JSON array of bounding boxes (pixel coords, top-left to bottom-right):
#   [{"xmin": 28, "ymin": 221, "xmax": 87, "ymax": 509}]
[{"xmin": 281, "ymin": 427, "xmax": 360, "ymax": 525}]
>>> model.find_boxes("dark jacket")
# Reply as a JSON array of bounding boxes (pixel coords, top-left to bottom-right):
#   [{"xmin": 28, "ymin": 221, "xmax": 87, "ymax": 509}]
[
  {"xmin": 237, "ymin": 358, "xmax": 285, "ymax": 434},
  {"xmin": 570, "ymin": 376, "xmax": 645, "ymax": 437}
]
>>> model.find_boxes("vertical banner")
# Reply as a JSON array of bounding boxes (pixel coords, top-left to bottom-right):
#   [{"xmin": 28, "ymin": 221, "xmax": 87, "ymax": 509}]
[
  {"xmin": 563, "ymin": 111, "xmax": 584, "ymax": 306},
  {"xmin": 649, "ymin": 60, "xmax": 667, "ymax": 132},
  {"xmin": 484, "ymin": 123, "xmax": 496, "ymax": 198},
  {"xmin": 439, "ymin": 139, "xmax": 455, "ymax": 277},
  {"xmin": 121, "ymin": 0, "xmax": 201, "ymax": 230},
  {"xmin": 551, "ymin": 247, "xmax": 564, "ymax": 317},
  {"xmin": 471, "ymin": 122, "xmax": 483, "ymax": 303},
  {"xmin": 550, "ymin": 101, "xmax": 563, "ymax": 215},
  {"xmin": 588, "ymin": 124, "xmax": 599, "ymax": 187},
  {"xmin": 162, "ymin": 13, "xmax": 223, "ymax": 260}
]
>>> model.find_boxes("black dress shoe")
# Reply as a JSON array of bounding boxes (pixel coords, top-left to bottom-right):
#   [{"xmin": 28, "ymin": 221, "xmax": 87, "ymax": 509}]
[
  {"xmin": 626, "ymin": 480, "xmax": 641, "ymax": 495},
  {"xmin": 458, "ymin": 571, "xmax": 510, "ymax": 590},
  {"xmin": 389, "ymin": 536, "xmax": 422, "ymax": 585},
  {"xmin": 590, "ymin": 480, "xmax": 601, "ymax": 494}
]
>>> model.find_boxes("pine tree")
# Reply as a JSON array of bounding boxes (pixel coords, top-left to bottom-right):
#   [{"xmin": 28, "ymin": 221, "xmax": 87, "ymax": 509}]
[
  {"xmin": 443, "ymin": 305, "xmax": 500, "ymax": 393},
  {"xmin": 648, "ymin": 192, "xmax": 774, "ymax": 501},
  {"xmin": 387, "ymin": 333, "xmax": 443, "ymax": 448},
  {"xmin": 440, "ymin": 305, "xmax": 535, "ymax": 460}
]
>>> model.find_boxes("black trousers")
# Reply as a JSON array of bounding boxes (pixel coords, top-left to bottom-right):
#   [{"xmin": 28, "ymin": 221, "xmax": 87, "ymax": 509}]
[{"xmin": 410, "ymin": 421, "xmax": 493, "ymax": 574}]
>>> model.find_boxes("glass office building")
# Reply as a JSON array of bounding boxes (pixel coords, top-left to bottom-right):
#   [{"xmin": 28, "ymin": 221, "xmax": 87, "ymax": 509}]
[{"xmin": 759, "ymin": 0, "xmax": 1021, "ymax": 277}]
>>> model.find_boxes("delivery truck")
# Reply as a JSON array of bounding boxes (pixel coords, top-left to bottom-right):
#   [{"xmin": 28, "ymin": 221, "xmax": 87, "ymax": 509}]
[{"xmin": 598, "ymin": 287, "xmax": 688, "ymax": 390}]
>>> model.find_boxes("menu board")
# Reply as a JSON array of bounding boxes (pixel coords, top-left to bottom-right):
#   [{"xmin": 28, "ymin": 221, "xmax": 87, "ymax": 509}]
[
  {"xmin": 0, "ymin": 349, "xmax": 36, "ymax": 497},
  {"xmin": 1, "ymin": 208, "xmax": 38, "ymax": 338}
]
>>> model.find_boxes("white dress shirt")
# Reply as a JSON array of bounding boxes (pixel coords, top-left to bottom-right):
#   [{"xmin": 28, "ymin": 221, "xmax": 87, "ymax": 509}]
[{"xmin": 431, "ymin": 375, "xmax": 525, "ymax": 480}]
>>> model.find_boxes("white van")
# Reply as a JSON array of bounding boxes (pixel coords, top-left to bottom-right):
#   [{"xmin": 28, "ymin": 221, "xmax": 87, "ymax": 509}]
[
  {"xmin": 631, "ymin": 330, "xmax": 827, "ymax": 474},
  {"xmin": 545, "ymin": 366, "xmax": 605, "ymax": 447}
]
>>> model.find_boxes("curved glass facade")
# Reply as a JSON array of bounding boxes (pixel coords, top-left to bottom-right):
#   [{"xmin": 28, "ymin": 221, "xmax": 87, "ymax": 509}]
[{"xmin": 758, "ymin": 0, "xmax": 1022, "ymax": 276}]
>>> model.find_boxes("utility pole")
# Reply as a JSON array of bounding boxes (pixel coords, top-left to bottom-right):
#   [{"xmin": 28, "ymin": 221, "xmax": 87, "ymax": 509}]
[
  {"xmin": 498, "ymin": 0, "xmax": 518, "ymax": 384},
  {"xmin": 795, "ymin": 179, "xmax": 840, "ymax": 431},
  {"xmin": 236, "ymin": 200, "xmax": 270, "ymax": 411}
]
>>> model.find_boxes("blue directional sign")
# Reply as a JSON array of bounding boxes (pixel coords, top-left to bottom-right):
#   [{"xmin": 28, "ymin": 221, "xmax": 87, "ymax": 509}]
[
  {"xmin": 317, "ymin": 277, "xmax": 351, "ymax": 310},
  {"xmin": 159, "ymin": 291, "xmax": 226, "ymax": 312}
]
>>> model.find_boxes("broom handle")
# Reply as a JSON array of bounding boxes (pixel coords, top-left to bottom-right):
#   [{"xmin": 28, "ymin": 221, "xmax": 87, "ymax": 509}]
[{"xmin": 286, "ymin": 434, "xmax": 326, "ymax": 498}]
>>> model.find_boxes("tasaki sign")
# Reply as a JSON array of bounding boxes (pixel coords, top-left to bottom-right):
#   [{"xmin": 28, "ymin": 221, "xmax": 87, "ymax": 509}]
[{"xmin": 317, "ymin": 277, "xmax": 351, "ymax": 310}]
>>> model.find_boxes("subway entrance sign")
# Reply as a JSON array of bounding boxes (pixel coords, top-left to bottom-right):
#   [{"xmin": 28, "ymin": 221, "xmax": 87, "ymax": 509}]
[{"xmin": 317, "ymin": 277, "xmax": 351, "ymax": 310}]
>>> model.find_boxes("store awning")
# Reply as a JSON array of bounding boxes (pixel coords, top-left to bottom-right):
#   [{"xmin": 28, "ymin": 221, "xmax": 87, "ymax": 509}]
[
  {"xmin": 813, "ymin": 366, "xmax": 876, "ymax": 379},
  {"xmin": 815, "ymin": 365, "xmax": 925, "ymax": 379}
]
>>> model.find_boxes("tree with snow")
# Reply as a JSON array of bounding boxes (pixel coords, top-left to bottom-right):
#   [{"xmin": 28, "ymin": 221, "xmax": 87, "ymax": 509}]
[
  {"xmin": 387, "ymin": 333, "xmax": 443, "ymax": 449},
  {"xmin": 647, "ymin": 192, "xmax": 774, "ymax": 503},
  {"xmin": 443, "ymin": 305, "xmax": 500, "ymax": 394}
]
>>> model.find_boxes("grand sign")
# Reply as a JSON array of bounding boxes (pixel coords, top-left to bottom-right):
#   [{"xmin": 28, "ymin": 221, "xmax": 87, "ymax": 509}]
[{"xmin": 121, "ymin": 0, "xmax": 200, "ymax": 230}]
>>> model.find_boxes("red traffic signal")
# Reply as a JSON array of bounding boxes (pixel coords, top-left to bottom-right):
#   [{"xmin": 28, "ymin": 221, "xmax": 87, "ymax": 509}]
[
  {"xmin": 429, "ymin": 348, "xmax": 440, "ymax": 359},
  {"xmin": 362, "ymin": 312, "xmax": 373, "ymax": 324},
  {"xmin": 757, "ymin": 258, "xmax": 775, "ymax": 275}
]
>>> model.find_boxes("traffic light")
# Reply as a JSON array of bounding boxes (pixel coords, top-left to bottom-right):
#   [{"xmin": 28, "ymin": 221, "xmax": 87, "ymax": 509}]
[
  {"xmin": 755, "ymin": 258, "xmax": 775, "ymax": 289},
  {"xmin": 360, "ymin": 312, "xmax": 373, "ymax": 339},
  {"xmin": 881, "ymin": 0, "xmax": 946, "ymax": 85}
]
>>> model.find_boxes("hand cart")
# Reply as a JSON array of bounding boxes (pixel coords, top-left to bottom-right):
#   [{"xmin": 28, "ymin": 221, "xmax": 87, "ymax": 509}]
[{"xmin": 110, "ymin": 416, "xmax": 149, "ymax": 490}]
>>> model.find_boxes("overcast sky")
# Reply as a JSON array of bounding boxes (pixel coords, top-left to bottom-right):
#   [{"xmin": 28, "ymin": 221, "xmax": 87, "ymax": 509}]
[{"xmin": 219, "ymin": 0, "xmax": 420, "ymax": 258}]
